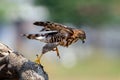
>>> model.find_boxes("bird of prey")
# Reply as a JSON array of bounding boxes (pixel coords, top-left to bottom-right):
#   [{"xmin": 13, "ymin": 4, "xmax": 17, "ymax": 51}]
[{"xmin": 23, "ymin": 21, "xmax": 86, "ymax": 64}]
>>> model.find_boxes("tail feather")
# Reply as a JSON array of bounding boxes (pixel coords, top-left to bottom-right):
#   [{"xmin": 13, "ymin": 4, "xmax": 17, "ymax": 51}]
[{"xmin": 22, "ymin": 34, "xmax": 40, "ymax": 39}]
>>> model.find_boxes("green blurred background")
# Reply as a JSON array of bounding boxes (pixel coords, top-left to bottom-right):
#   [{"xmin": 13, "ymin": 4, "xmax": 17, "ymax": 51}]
[{"xmin": 0, "ymin": 0, "xmax": 120, "ymax": 80}]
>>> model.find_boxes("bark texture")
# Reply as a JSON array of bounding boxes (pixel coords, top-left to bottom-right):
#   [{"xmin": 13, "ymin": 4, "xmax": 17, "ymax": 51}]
[{"xmin": 0, "ymin": 42, "xmax": 48, "ymax": 80}]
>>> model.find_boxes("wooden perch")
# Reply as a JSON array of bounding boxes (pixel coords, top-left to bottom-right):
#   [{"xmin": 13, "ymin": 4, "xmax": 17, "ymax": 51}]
[{"xmin": 0, "ymin": 42, "xmax": 48, "ymax": 80}]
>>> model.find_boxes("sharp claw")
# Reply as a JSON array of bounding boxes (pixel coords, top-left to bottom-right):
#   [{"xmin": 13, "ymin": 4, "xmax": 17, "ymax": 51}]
[{"xmin": 35, "ymin": 54, "xmax": 43, "ymax": 64}]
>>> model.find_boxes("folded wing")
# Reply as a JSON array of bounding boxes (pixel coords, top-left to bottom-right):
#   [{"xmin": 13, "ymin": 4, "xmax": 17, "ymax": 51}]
[{"xmin": 33, "ymin": 21, "xmax": 74, "ymax": 35}]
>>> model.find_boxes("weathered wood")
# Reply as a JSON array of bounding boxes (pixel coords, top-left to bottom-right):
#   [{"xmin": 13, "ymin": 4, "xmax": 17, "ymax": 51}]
[{"xmin": 0, "ymin": 42, "xmax": 48, "ymax": 80}]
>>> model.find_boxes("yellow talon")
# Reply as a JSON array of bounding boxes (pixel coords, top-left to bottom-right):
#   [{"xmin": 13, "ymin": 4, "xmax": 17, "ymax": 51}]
[{"xmin": 35, "ymin": 54, "xmax": 43, "ymax": 64}]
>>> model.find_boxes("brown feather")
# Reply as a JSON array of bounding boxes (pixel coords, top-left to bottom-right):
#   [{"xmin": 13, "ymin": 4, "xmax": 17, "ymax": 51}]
[{"xmin": 23, "ymin": 21, "xmax": 86, "ymax": 60}]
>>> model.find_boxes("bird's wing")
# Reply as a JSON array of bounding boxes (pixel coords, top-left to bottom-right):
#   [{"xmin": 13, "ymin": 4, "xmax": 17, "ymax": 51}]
[
  {"xmin": 33, "ymin": 21, "xmax": 74, "ymax": 35},
  {"xmin": 39, "ymin": 30, "xmax": 58, "ymax": 35}
]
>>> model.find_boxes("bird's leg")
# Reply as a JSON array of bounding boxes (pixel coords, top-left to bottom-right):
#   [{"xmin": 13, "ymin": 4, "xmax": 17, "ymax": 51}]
[
  {"xmin": 35, "ymin": 53, "xmax": 43, "ymax": 64},
  {"xmin": 56, "ymin": 47, "xmax": 60, "ymax": 58},
  {"xmin": 35, "ymin": 43, "xmax": 59, "ymax": 64},
  {"xmin": 53, "ymin": 47, "xmax": 60, "ymax": 58}
]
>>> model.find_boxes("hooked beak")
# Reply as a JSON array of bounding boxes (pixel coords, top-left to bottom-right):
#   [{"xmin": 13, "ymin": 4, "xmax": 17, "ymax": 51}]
[
  {"xmin": 80, "ymin": 38, "xmax": 85, "ymax": 43},
  {"xmin": 81, "ymin": 33, "xmax": 86, "ymax": 43},
  {"xmin": 78, "ymin": 30, "xmax": 86, "ymax": 44},
  {"xmin": 82, "ymin": 40, "xmax": 85, "ymax": 43}
]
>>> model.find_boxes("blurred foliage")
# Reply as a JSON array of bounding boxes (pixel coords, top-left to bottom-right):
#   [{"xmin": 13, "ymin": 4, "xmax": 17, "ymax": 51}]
[
  {"xmin": 35, "ymin": 0, "xmax": 120, "ymax": 26},
  {"xmin": 0, "ymin": 0, "xmax": 17, "ymax": 24},
  {"xmin": 0, "ymin": 0, "xmax": 120, "ymax": 26},
  {"xmin": 44, "ymin": 53, "xmax": 120, "ymax": 80}
]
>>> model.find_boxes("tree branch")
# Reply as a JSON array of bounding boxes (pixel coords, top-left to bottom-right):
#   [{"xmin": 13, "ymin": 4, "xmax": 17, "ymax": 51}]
[{"xmin": 0, "ymin": 42, "xmax": 48, "ymax": 80}]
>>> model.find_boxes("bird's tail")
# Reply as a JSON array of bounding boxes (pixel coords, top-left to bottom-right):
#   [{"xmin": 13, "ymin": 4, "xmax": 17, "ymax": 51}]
[{"xmin": 22, "ymin": 34, "xmax": 40, "ymax": 39}]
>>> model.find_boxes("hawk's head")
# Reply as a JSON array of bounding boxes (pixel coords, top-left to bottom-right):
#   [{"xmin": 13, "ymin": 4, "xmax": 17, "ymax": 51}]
[{"xmin": 73, "ymin": 29, "xmax": 86, "ymax": 43}]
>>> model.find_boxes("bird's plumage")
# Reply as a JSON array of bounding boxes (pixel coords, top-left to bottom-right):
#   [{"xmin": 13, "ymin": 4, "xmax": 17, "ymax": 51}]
[
  {"xmin": 33, "ymin": 21, "xmax": 86, "ymax": 45},
  {"xmin": 33, "ymin": 21, "xmax": 74, "ymax": 34},
  {"xmin": 23, "ymin": 21, "xmax": 86, "ymax": 62}
]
